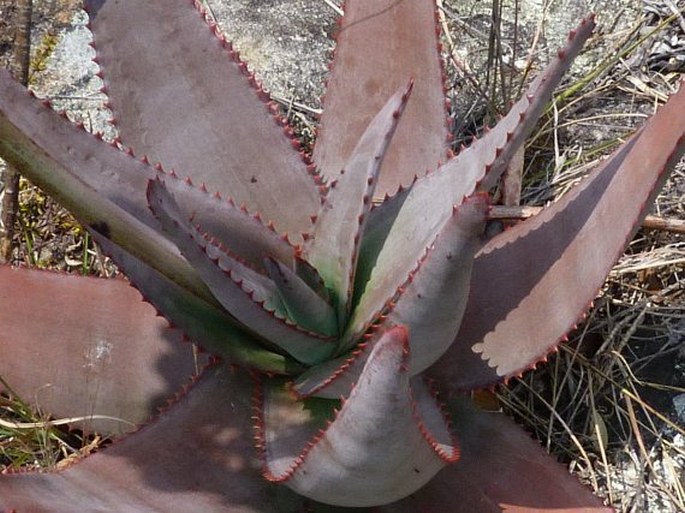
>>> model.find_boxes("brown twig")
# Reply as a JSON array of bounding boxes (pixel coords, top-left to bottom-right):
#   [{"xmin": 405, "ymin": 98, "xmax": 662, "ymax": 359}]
[
  {"xmin": 0, "ymin": 0, "xmax": 32, "ymax": 263},
  {"xmin": 489, "ymin": 205, "xmax": 685, "ymax": 235}
]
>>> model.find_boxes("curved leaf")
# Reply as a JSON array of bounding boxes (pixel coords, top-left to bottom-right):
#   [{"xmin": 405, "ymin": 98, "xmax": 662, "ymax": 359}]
[
  {"xmin": 432, "ymin": 80, "xmax": 685, "ymax": 390},
  {"xmin": 259, "ymin": 326, "xmax": 457, "ymax": 507},
  {"xmin": 380, "ymin": 396, "xmax": 612, "ymax": 513},
  {"xmin": 370, "ymin": 194, "xmax": 487, "ymax": 373},
  {"xmin": 0, "ymin": 365, "xmax": 304, "ymax": 512}
]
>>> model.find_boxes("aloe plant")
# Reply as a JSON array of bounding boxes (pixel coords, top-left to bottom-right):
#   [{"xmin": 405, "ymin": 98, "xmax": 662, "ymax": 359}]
[{"xmin": 0, "ymin": 1, "xmax": 683, "ymax": 511}]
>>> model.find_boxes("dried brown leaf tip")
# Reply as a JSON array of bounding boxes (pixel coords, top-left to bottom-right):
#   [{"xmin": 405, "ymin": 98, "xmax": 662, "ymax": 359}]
[{"xmin": 0, "ymin": 1, "xmax": 683, "ymax": 511}]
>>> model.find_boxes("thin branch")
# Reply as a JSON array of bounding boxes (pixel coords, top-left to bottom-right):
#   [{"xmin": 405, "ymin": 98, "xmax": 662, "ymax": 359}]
[
  {"xmin": 489, "ymin": 205, "xmax": 685, "ymax": 235},
  {"xmin": 0, "ymin": 0, "xmax": 32, "ymax": 263}
]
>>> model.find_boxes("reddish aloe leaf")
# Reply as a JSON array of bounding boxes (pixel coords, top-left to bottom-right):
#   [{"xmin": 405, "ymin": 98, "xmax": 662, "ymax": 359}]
[
  {"xmin": 0, "ymin": 265, "xmax": 199, "ymax": 435},
  {"xmin": 264, "ymin": 257, "xmax": 338, "ymax": 338},
  {"xmin": 0, "ymin": 365, "xmax": 305, "ymax": 512},
  {"xmin": 85, "ymin": 0, "xmax": 321, "ymax": 239},
  {"xmin": 148, "ymin": 179, "xmax": 336, "ymax": 365},
  {"xmin": 161, "ymin": 174, "xmax": 298, "ymax": 272},
  {"xmin": 313, "ymin": 0, "xmax": 448, "ymax": 197},
  {"xmin": 344, "ymin": 194, "xmax": 487, "ymax": 361},
  {"xmin": 306, "ymin": 82, "xmax": 413, "ymax": 323},
  {"xmin": 93, "ymin": 235, "xmax": 298, "ymax": 375},
  {"xmin": 0, "ymin": 68, "xmax": 153, "ymax": 223},
  {"xmin": 0, "ymin": 70, "xmax": 216, "ymax": 304},
  {"xmin": 259, "ymin": 326, "xmax": 457, "ymax": 507},
  {"xmin": 369, "ymin": 194, "xmax": 487, "ymax": 373},
  {"xmin": 354, "ymin": 16, "xmax": 595, "ymax": 325},
  {"xmin": 0, "ymin": 69, "xmax": 299, "ymax": 270},
  {"xmin": 432, "ymin": 81, "xmax": 685, "ymax": 390},
  {"xmin": 380, "ymin": 396, "xmax": 612, "ymax": 513}
]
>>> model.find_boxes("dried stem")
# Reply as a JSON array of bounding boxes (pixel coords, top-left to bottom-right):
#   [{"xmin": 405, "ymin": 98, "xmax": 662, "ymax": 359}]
[
  {"xmin": 489, "ymin": 205, "xmax": 685, "ymax": 235},
  {"xmin": 0, "ymin": 0, "xmax": 32, "ymax": 263}
]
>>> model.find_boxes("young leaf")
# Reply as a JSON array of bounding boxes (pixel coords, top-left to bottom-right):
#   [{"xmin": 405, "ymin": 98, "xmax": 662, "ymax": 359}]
[
  {"xmin": 264, "ymin": 257, "xmax": 338, "ymax": 338},
  {"xmin": 305, "ymin": 82, "xmax": 413, "ymax": 324}
]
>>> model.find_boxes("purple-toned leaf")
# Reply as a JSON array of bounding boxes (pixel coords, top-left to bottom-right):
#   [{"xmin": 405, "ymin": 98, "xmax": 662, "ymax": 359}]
[
  {"xmin": 432, "ymin": 80, "xmax": 685, "ymax": 390},
  {"xmin": 364, "ymin": 194, "xmax": 487, "ymax": 373},
  {"xmin": 0, "ymin": 68, "xmax": 153, "ymax": 223},
  {"xmin": 0, "ymin": 365, "xmax": 305, "ymax": 512},
  {"xmin": 380, "ymin": 396, "xmax": 612, "ymax": 513},
  {"xmin": 0, "ymin": 265, "xmax": 198, "ymax": 435},
  {"xmin": 93, "ymin": 235, "xmax": 298, "ymax": 375},
  {"xmin": 297, "ymin": 195, "xmax": 486, "ymax": 397},
  {"xmin": 354, "ymin": 16, "xmax": 595, "ymax": 327},
  {"xmin": 264, "ymin": 257, "xmax": 337, "ymax": 338},
  {"xmin": 258, "ymin": 326, "xmax": 457, "ymax": 507},
  {"xmin": 148, "ymin": 180, "xmax": 336, "ymax": 365},
  {"xmin": 0, "ymin": 70, "xmax": 215, "ymax": 304},
  {"xmin": 313, "ymin": 0, "xmax": 448, "ymax": 197},
  {"xmin": 305, "ymin": 82, "xmax": 413, "ymax": 324},
  {"xmin": 85, "ymin": 0, "xmax": 321, "ymax": 239},
  {"xmin": 161, "ymin": 174, "xmax": 298, "ymax": 272}
]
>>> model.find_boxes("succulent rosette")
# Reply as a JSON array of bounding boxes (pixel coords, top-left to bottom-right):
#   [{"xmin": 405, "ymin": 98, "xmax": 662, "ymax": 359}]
[{"xmin": 0, "ymin": 1, "xmax": 684, "ymax": 512}]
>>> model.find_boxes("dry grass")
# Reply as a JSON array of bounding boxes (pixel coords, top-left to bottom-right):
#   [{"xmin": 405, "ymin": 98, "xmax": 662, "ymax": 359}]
[{"xmin": 0, "ymin": 1, "xmax": 684, "ymax": 511}]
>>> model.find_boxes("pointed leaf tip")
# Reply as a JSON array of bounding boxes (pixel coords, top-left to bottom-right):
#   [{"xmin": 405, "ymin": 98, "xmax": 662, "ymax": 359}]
[
  {"xmin": 433, "ymin": 78, "xmax": 685, "ymax": 390},
  {"xmin": 314, "ymin": 0, "xmax": 449, "ymax": 197},
  {"xmin": 305, "ymin": 83, "xmax": 414, "ymax": 323}
]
